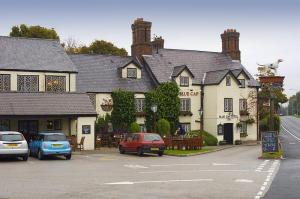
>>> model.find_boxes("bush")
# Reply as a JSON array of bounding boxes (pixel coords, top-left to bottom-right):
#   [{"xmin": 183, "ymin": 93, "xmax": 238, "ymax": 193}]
[
  {"xmin": 156, "ymin": 119, "xmax": 170, "ymax": 137},
  {"xmin": 260, "ymin": 114, "xmax": 280, "ymax": 132},
  {"xmin": 188, "ymin": 130, "xmax": 218, "ymax": 146},
  {"xmin": 219, "ymin": 140, "xmax": 227, "ymax": 145},
  {"xmin": 130, "ymin": 122, "xmax": 140, "ymax": 133},
  {"xmin": 235, "ymin": 140, "xmax": 242, "ymax": 145}
]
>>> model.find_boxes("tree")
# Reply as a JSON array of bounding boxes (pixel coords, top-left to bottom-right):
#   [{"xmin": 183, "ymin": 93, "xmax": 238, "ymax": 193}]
[
  {"xmin": 9, "ymin": 24, "xmax": 59, "ymax": 39},
  {"xmin": 130, "ymin": 122, "xmax": 140, "ymax": 133},
  {"xmin": 111, "ymin": 89, "xmax": 136, "ymax": 132},
  {"xmin": 288, "ymin": 91, "xmax": 300, "ymax": 115},
  {"xmin": 156, "ymin": 119, "xmax": 170, "ymax": 137}
]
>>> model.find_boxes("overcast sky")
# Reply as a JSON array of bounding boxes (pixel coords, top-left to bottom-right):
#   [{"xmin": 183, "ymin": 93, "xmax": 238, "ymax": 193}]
[{"xmin": 0, "ymin": 0, "xmax": 299, "ymax": 96}]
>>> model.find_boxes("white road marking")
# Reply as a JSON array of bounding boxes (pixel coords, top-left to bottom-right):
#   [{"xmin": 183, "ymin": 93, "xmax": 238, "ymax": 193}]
[
  {"xmin": 105, "ymin": 179, "xmax": 214, "ymax": 185},
  {"xmin": 150, "ymin": 163, "xmax": 204, "ymax": 167},
  {"xmin": 281, "ymin": 124, "xmax": 300, "ymax": 141},
  {"xmin": 235, "ymin": 179, "xmax": 253, "ymax": 183},
  {"xmin": 212, "ymin": 163, "xmax": 236, "ymax": 166},
  {"xmin": 124, "ymin": 164, "xmax": 148, "ymax": 169},
  {"xmin": 289, "ymin": 142, "xmax": 296, "ymax": 145},
  {"xmin": 139, "ymin": 169, "xmax": 249, "ymax": 174}
]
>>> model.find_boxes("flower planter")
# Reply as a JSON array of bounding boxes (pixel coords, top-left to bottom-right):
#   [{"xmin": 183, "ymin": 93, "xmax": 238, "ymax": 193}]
[
  {"xmin": 101, "ymin": 105, "xmax": 113, "ymax": 112},
  {"xmin": 240, "ymin": 133, "xmax": 248, "ymax": 137},
  {"xmin": 180, "ymin": 111, "xmax": 193, "ymax": 116},
  {"xmin": 240, "ymin": 110, "xmax": 249, "ymax": 116},
  {"xmin": 135, "ymin": 112, "xmax": 146, "ymax": 117}
]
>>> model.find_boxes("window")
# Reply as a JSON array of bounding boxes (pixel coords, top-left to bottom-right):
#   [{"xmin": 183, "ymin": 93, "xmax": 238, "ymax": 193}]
[
  {"xmin": 0, "ymin": 134, "xmax": 23, "ymax": 141},
  {"xmin": 0, "ymin": 120, "xmax": 10, "ymax": 131},
  {"xmin": 224, "ymin": 98, "xmax": 233, "ymax": 112},
  {"xmin": 127, "ymin": 68, "xmax": 137, "ymax": 78},
  {"xmin": 181, "ymin": 123, "xmax": 191, "ymax": 133},
  {"xmin": 239, "ymin": 99, "xmax": 247, "ymax": 111},
  {"xmin": 239, "ymin": 79, "xmax": 245, "ymax": 88},
  {"xmin": 46, "ymin": 76, "xmax": 66, "ymax": 92},
  {"xmin": 17, "ymin": 75, "xmax": 39, "ymax": 92},
  {"xmin": 226, "ymin": 76, "xmax": 231, "ymax": 86},
  {"xmin": 44, "ymin": 134, "xmax": 67, "ymax": 141},
  {"xmin": 135, "ymin": 98, "xmax": 145, "ymax": 113},
  {"xmin": 144, "ymin": 133, "xmax": 162, "ymax": 141},
  {"xmin": 180, "ymin": 76, "xmax": 189, "ymax": 87},
  {"xmin": 241, "ymin": 122, "xmax": 247, "ymax": 133},
  {"xmin": 0, "ymin": 74, "xmax": 10, "ymax": 91},
  {"xmin": 180, "ymin": 98, "xmax": 191, "ymax": 111},
  {"xmin": 47, "ymin": 120, "xmax": 54, "ymax": 130},
  {"xmin": 54, "ymin": 120, "xmax": 62, "ymax": 130}
]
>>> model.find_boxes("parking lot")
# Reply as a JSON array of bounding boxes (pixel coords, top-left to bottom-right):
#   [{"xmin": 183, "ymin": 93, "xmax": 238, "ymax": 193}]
[{"xmin": 0, "ymin": 145, "xmax": 279, "ymax": 199}]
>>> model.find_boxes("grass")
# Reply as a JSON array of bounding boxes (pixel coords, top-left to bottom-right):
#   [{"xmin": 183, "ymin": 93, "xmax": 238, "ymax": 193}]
[
  {"xmin": 261, "ymin": 148, "xmax": 283, "ymax": 159},
  {"xmin": 164, "ymin": 148, "xmax": 213, "ymax": 156}
]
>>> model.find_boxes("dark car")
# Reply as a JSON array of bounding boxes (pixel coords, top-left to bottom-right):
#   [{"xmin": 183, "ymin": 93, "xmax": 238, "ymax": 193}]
[{"xmin": 119, "ymin": 133, "xmax": 165, "ymax": 156}]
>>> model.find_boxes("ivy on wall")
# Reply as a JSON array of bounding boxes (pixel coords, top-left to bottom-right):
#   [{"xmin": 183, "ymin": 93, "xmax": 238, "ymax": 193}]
[
  {"xmin": 111, "ymin": 89, "xmax": 136, "ymax": 132},
  {"xmin": 145, "ymin": 82, "xmax": 180, "ymax": 134}
]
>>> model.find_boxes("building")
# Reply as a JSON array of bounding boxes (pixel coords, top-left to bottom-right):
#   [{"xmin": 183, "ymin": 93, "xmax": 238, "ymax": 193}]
[
  {"xmin": 72, "ymin": 18, "xmax": 260, "ymax": 144},
  {"xmin": 0, "ymin": 36, "xmax": 97, "ymax": 150}
]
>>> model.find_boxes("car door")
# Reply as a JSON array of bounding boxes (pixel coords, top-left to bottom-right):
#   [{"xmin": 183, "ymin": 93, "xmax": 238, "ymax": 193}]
[{"xmin": 131, "ymin": 134, "xmax": 140, "ymax": 152}]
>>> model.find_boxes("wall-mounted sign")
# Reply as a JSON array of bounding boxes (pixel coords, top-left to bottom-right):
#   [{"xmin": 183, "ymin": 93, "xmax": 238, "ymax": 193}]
[
  {"xmin": 219, "ymin": 113, "xmax": 238, "ymax": 120},
  {"xmin": 82, "ymin": 125, "xmax": 91, "ymax": 134},
  {"xmin": 262, "ymin": 131, "xmax": 279, "ymax": 153},
  {"xmin": 179, "ymin": 91, "xmax": 199, "ymax": 97},
  {"xmin": 217, "ymin": 124, "xmax": 224, "ymax": 135}
]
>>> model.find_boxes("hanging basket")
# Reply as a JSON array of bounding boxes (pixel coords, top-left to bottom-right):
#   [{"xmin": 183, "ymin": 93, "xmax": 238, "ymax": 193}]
[{"xmin": 101, "ymin": 104, "xmax": 113, "ymax": 112}]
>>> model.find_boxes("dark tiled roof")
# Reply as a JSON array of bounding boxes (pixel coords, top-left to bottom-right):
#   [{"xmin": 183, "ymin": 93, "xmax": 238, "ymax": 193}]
[
  {"xmin": 204, "ymin": 69, "xmax": 231, "ymax": 85},
  {"xmin": 143, "ymin": 49, "xmax": 259, "ymax": 87},
  {"xmin": 70, "ymin": 54, "xmax": 155, "ymax": 93},
  {"xmin": 0, "ymin": 92, "xmax": 96, "ymax": 116},
  {"xmin": 171, "ymin": 65, "xmax": 194, "ymax": 78},
  {"xmin": 0, "ymin": 36, "xmax": 77, "ymax": 72}
]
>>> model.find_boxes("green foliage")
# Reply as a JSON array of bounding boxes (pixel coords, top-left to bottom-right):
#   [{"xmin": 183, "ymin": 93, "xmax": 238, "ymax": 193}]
[
  {"xmin": 188, "ymin": 130, "xmax": 218, "ymax": 146},
  {"xmin": 111, "ymin": 89, "xmax": 135, "ymax": 132},
  {"xmin": 145, "ymin": 82, "xmax": 180, "ymax": 134},
  {"xmin": 130, "ymin": 122, "xmax": 141, "ymax": 133},
  {"xmin": 65, "ymin": 39, "xmax": 128, "ymax": 56},
  {"xmin": 288, "ymin": 91, "xmax": 300, "ymax": 115},
  {"xmin": 9, "ymin": 24, "xmax": 59, "ymax": 39},
  {"xmin": 259, "ymin": 114, "xmax": 281, "ymax": 132},
  {"xmin": 156, "ymin": 119, "xmax": 170, "ymax": 137},
  {"xmin": 95, "ymin": 113, "xmax": 111, "ymax": 132}
]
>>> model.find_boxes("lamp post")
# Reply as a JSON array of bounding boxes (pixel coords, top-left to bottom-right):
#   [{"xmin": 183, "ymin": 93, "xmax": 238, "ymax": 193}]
[
  {"xmin": 198, "ymin": 107, "xmax": 203, "ymax": 149},
  {"xmin": 151, "ymin": 104, "xmax": 158, "ymax": 133}
]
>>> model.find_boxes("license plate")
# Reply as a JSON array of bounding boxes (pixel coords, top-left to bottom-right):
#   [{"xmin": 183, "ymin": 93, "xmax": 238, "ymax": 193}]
[
  {"xmin": 151, "ymin": 148, "xmax": 159, "ymax": 151},
  {"xmin": 52, "ymin": 144, "xmax": 62, "ymax": 148},
  {"xmin": 6, "ymin": 144, "xmax": 19, "ymax": 148}
]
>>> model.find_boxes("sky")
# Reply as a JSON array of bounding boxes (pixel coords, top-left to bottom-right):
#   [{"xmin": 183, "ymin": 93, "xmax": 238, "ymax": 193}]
[{"xmin": 0, "ymin": 0, "xmax": 299, "ymax": 97}]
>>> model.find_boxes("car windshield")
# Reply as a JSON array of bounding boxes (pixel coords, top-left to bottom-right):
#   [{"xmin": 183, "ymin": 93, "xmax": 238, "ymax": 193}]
[
  {"xmin": 144, "ymin": 134, "xmax": 162, "ymax": 141},
  {"xmin": 44, "ymin": 134, "xmax": 67, "ymax": 142},
  {"xmin": 0, "ymin": 134, "xmax": 23, "ymax": 141}
]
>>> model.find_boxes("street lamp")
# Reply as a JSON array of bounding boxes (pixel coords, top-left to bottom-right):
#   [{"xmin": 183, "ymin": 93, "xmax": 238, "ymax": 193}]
[
  {"xmin": 198, "ymin": 107, "xmax": 203, "ymax": 149},
  {"xmin": 151, "ymin": 104, "xmax": 158, "ymax": 133}
]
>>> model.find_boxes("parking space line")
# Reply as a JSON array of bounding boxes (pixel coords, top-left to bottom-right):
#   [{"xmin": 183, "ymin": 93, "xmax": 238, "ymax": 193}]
[
  {"xmin": 139, "ymin": 169, "xmax": 250, "ymax": 174},
  {"xmin": 104, "ymin": 178, "xmax": 214, "ymax": 185}
]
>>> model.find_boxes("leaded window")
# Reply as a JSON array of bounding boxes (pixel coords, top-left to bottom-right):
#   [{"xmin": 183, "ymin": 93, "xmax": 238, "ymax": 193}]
[
  {"xmin": 0, "ymin": 74, "xmax": 10, "ymax": 91},
  {"xmin": 239, "ymin": 79, "xmax": 245, "ymax": 88},
  {"xmin": 226, "ymin": 76, "xmax": 231, "ymax": 86},
  {"xmin": 180, "ymin": 76, "xmax": 189, "ymax": 87},
  {"xmin": 135, "ymin": 98, "xmax": 145, "ymax": 113},
  {"xmin": 241, "ymin": 122, "xmax": 247, "ymax": 133},
  {"xmin": 17, "ymin": 75, "xmax": 39, "ymax": 92},
  {"xmin": 181, "ymin": 123, "xmax": 191, "ymax": 133},
  {"xmin": 224, "ymin": 98, "xmax": 233, "ymax": 112},
  {"xmin": 45, "ymin": 76, "xmax": 66, "ymax": 92},
  {"xmin": 239, "ymin": 99, "xmax": 247, "ymax": 111},
  {"xmin": 180, "ymin": 98, "xmax": 191, "ymax": 111},
  {"xmin": 127, "ymin": 68, "xmax": 137, "ymax": 78}
]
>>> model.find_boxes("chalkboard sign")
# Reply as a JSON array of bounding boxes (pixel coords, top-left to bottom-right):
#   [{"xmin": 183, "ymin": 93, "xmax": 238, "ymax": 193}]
[
  {"xmin": 82, "ymin": 125, "xmax": 91, "ymax": 134},
  {"xmin": 262, "ymin": 131, "xmax": 279, "ymax": 152}
]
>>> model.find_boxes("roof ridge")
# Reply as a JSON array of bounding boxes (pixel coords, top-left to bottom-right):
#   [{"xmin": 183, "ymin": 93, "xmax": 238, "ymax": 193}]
[
  {"xmin": 161, "ymin": 48, "xmax": 222, "ymax": 54},
  {"xmin": 69, "ymin": 53, "xmax": 132, "ymax": 59},
  {"xmin": 0, "ymin": 35, "xmax": 60, "ymax": 42}
]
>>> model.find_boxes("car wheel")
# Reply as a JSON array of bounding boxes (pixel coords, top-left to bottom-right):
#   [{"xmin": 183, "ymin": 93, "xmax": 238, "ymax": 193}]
[
  {"xmin": 65, "ymin": 154, "xmax": 72, "ymax": 160},
  {"xmin": 158, "ymin": 151, "xmax": 164, "ymax": 157},
  {"xmin": 37, "ymin": 150, "xmax": 44, "ymax": 160},
  {"xmin": 119, "ymin": 146, "xmax": 125, "ymax": 154},
  {"xmin": 137, "ymin": 148, "xmax": 144, "ymax": 156},
  {"xmin": 22, "ymin": 154, "xmax": 29, "ymax": 161}
]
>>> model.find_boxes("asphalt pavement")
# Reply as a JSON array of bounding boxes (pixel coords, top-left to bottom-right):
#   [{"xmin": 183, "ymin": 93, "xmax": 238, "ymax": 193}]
[{"xmin": 264, "ymin": 116, "xmax": 300, "ymax": 199}]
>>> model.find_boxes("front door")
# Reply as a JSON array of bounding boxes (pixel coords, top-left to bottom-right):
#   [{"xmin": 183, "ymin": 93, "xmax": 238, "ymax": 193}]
[
  {"xmin": 223, "ymin": 123, "xmax": 233, "ymax": 144},
  {"xmin": 18, "ymin": 120, "xmax": 39, "ymax": 141}
]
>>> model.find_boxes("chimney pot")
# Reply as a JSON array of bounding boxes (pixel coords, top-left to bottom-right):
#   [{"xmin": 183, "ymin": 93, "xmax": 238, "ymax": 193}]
[{"xmin": 221, "ymin": 28, "xmax": 241, "ymax": 61}]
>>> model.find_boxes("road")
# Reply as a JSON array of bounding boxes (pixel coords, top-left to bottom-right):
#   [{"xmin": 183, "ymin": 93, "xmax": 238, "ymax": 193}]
[
  {"xmin": 264, "ymin": 116, "xmax": 300, "ymax": 199},
  {"xmin": 0, "ymin": 145, "xmax": 278, "ymax": 199}
]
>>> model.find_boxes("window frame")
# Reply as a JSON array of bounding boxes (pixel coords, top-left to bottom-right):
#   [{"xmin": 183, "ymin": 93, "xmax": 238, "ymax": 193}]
[
  {"xmin": 226, "ymin": 76, "xmax": 231, "ymax": 86},
  {"xmin": 180, "ymin": 76, "xmax": 189, "ymax": 87},
  {"xmin": 239, "ymin": 79, "xmax": 246, "ymax": 88},
  {"xmin": 239, "ymin": 99, "xmax": 247, "ymax": 111},
  {"xmin": 127, "ymin": 68, "xmax": 137, "ymax": 79},
  {"xmin": 17, "ymin": 75, "xmax": 39, "ymax": 92},
  {"xmin": 180, "ymin": 98, "xmax": 191, "ymax": 112},
  {"xmin": 45, "ymin": 75, "xmax": 66, "ymax": 93},
  {"xmin": 135, "ymin": 98, "xmax": 145, "ymax": 113},
  {"xmin": 180, "ymin": 123, "xmax": 191, "ymax": 133},
  {"xmin": 0, "ymin": 74, "xmax": 11, "ymax": 92},
  {"xmin": 241, "ymin": 122, "xmax": 247, "ymax": 133},
  {"xmin": 224, "ymin": 98, "xmax": 233, "ymax": 112}
]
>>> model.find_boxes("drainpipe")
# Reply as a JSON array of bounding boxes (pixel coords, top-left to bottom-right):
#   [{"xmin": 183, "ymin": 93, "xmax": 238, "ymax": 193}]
[
  {"xmin": 200, "ymin": 73, "xmax": 206, "ymax": 132},
  {"xmin": 256, "ymin": 87, "xmax": 260, "ymax": 141}
]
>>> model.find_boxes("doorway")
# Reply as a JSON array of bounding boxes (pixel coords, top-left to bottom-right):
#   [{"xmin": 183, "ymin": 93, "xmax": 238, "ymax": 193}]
[
  {"xmin": 223, "ymin": 123, "xmax": 233, "ymax": 144},
  {"xmin": 18, "ymin": 120, "xmax": 39, "ymax": 141}
]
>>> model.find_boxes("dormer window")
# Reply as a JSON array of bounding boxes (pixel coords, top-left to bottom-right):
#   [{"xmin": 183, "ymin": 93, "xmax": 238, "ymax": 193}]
[
  {"xmin": 239, "ymin": 79, "xmax": 245, "ymax": 88},
  {"xmin": 127, "ymin": 68, "xmax": 137, "ymax": 79},
  {"xmin": 226, "ymin": 76, "xmax": 231, "ymax": 86},
  {"xmin": 180, "ymin": 76, "xmax": 189, "ymax": 87}
]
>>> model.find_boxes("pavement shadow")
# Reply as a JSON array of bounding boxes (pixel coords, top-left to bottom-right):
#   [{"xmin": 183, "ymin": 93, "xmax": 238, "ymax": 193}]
[{"xmin": 0, "ymin": 157, "xmax": 24, "ymax": 162}]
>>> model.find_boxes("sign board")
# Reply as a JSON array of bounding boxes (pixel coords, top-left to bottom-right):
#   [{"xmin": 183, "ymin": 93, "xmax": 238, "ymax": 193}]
[
  {"xmin": 261, "ymin": 131, "xmax": 279, "ymax": 152},
  {"xmin": 82, "ymin": 125, "xmax": 91, "ymax": 134}
]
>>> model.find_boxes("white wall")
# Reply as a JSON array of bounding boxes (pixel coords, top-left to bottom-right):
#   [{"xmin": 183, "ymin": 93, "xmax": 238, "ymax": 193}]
[
  {"xmin": 121, "ymin": 63, "xmax": 141, "ymax": 79},
  {"xmin": 77, "ymin": 117, "xmax": 96, "ymax": 150}
]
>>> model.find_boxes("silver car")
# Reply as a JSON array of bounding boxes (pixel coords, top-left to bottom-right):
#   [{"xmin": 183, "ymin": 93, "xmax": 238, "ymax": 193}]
[{"xmin": 0, "ymin": 131, "xmax": 29, "ymax": 161}]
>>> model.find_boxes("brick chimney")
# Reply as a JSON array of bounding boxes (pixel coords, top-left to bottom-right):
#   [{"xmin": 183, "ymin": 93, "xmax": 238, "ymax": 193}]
[
  {"xmin": 131, "ymin": 18, "xmax": 152, "ymax": 59},
  {"xmin": 221, "ymin": 29, "xmax": 241, "ymax": 61},
  {"xmin": 151, "ymin": 36, "xmax": 164, "ymax": 53}
]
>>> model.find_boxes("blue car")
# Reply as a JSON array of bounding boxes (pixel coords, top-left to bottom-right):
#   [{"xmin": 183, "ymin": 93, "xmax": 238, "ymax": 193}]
[{"xmin": 29, "ymin": 132, "xmax": 72, "ymax": 160}]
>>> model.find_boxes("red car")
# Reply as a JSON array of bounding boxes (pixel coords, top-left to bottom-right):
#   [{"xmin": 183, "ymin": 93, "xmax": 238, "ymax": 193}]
[{"xmin": 119, "ymin": 133, "xmax": 165, "ymax": 156}]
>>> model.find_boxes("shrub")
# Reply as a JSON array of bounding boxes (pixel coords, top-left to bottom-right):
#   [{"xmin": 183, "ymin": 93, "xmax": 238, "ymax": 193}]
[
  {"xmin": 188, "ymin": 130, "xmax": 218, "ymax": 146},
  {"xmin": 259, "ymin": 114, "xmax": 280, "ymax": 132},
  {"xmin": 156, "ymin": 119, "xmax": 170, "ymax": 137},
  {"xmin": 219, "ymin": 140, "xmax": 227, "ymax": 145},
  {"xmin": 130, "ymin": 122, "xmax": 140, "ymax": 133},
  {"xmin": 235, "ymin": 140, "xmax": 242, "ymax": 145}
]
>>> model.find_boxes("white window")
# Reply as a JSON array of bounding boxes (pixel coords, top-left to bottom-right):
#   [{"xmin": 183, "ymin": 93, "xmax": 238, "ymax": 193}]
[
  {"xmin": 127, "ymin": 68, "xmax": 137, "ymax": 78},
  {"xmin": 135, "ymin": 98, "xmax": 145, "ymax": 113},
  {"xmin": 180, "ymin": 98, "xmax": 191, "ymax": 111},
  {"xmin": 181, "ymin": 123, "xmax": 191, "ymax": 133},
  {"xmin": 239, "ymin": 99, "xmax": 247, "ymax": 111},
  {"xmin": 226, "ymin": 76, "xmax": 231, "ymax": 86},
  {"xmin": 224, "ymin": 98, "xmax": 233, "ymax": 112},
  {"xmin": 239, "ymin": 79, "xmax": 245, "ymax": 88},
  {"xmin": 180, "ymin": 76, "xmax": 189, "ymax": 87},
  {"xmin": 241, "ymin": 122, "xmax": 247, "ymax": 133},
  {"xmin": 17, "ymin": 75, "xmax": 39, "ymax": 92}
]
